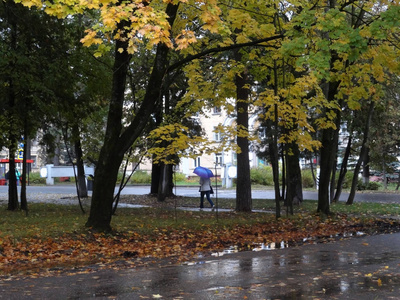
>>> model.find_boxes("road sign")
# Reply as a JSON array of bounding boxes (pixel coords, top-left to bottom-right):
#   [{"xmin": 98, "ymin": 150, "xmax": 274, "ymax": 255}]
[{"xmin": 17, "ymin": 148, "xmax": 23, "ymax": 159}]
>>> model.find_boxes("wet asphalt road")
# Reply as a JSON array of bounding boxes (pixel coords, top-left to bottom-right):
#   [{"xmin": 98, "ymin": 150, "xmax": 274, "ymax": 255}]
[
  {"xmin": 1, "ymin": 184, "xmax": 400, "ymax": 203},
  {"xmin": 1, "ymin": 185, "xmax": 400, "ymax": 299},
  {"xmin": 1, "ymin": 233, "xmax": 400, "ymax": 299}
]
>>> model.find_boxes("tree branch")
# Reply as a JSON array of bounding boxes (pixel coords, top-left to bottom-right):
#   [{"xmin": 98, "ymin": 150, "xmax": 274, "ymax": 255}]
[{"xmin": 167, "ymin": 34, "xmax": 284, "ymax": 73}]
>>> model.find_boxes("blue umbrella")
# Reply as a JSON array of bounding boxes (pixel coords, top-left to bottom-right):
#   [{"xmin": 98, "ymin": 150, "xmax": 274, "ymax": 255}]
[{"xmin": 193, "ymin": 166, "xmax": 214, "ymax": 178}]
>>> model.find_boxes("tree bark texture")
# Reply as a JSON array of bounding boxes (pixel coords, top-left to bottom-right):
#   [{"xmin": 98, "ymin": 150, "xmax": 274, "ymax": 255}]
[
  {"xmin": 151, "ymin": 162, "xmax": 161, "ymax": 195},
  {"xmin": 157, "ymin": 164, "xmax": 174, "ymax": 202},
  {"xmin": 285, "ymin": 142, "xmax": 303, "ymax": 215},
  {"xmin": 234, "ymin": 57, "xmax": 252, "ymax": 212},
  {"xmin": 5, "ymin": 1, "xmax": 19, "ymax": 211},
  {"xmin": 86, "ymin": 4, "xmax": 179, "ymax": 232}
]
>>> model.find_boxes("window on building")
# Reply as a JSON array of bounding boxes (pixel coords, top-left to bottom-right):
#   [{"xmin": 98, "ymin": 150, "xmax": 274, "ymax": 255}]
[
  {"xmin": 233, "ymin": 153, "xmax": 237, "ymax": 165},
  {"xmin": 213, "ymin": 107, "xmax": 222, "ymax": 114},
  {"xmin": 194, "ymin": 157, "xmax": 201, "ymax": 167},
  {"xmin": 215, "ymin": 153, "xmax": 222, "ymax": 166},
  {"xmin": 214, "ymin": 127, "xmax": 221, "ymax": 142}
]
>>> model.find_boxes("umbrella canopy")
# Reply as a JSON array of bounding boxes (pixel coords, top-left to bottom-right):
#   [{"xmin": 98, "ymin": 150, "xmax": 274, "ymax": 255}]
[{"xmin": 193, "ymin": 166, "xmax": 214, "ymax": 178}]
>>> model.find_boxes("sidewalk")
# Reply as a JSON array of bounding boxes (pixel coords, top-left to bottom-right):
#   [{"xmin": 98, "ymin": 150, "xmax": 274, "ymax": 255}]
[{"xmin": 1, "ymin": 232, "xmax": 400, "ymax": 299}]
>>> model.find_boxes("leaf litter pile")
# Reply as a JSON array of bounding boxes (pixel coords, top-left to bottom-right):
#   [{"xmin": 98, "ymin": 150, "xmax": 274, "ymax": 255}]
[{"xmin": 1, "ymin": 194, "xmax": 400, "ymax": 278}]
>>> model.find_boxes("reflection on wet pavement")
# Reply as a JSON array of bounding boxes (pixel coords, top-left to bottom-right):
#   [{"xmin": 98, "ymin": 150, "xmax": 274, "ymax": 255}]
[{"xmin": 1, "ymin": 233, "xmax": 400, "ymax": 299}]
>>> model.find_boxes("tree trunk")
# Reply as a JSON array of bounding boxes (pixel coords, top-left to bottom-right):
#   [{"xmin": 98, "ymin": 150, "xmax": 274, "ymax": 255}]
[
  {"xmin": 20, "ymin": 113, "xmax": 28, "ymax": 211},
  {"xmin": 329, "ymin": 102, "xmax": 342, "ymax": 203},
  {"xmin": 318, "ymin": 127, "xmax": 335, "ymax": 214},
  {"xmin": 317, "ymin": 68, "xmax": 340, "ymax": 214},
  {"xmin": 6, "ymin": 1, "xmax": 19, "ymax": 211},
  {"xmin": 151, "ymin": 161, "xmax": 161, "ymax": 195},
  {"xmin": 347, "ymin": 102, "xmax": 374, "ymax": 205},
  {"xmin": 86, "ymin": 4, "xmax": 179, "ymax": 232},
  {"xmin": 280, "ymin": 147, "xmax": 285, "ymax": 202},
  {"xmin": 234, "ymin": 53, "xmax": 252, "ymax": 212},
  {"xmin": 85, "ymin": 17, "xmax": 133, "ymax": 232},
  {"xmin": 157, "ymin": 164, "xmax": 174, "ymax": 202},
  {"xmin": 150, "ymin": 107, "xmax": 163, "ymax": 195},
  {"xmin": 285, "ymin": 142, "xmax": 303, "ymax": 215},
  {"xmin": 72, "ymin": 124, "xmax": 88, "ymax": 198},
  {"xmin": 75, "ymin": 138, "xmax": 88, "ymax": 198},
  {"xmin": 269, "ymin": 138, "xmax": 281, "ymax": 219},
  {"xmin": 8, "ymin": 154, "xmax": 19, "ymax": 211},
  {"xmin": 333, "ymin": 133, "xmax": 352, "ymax": 202},
  {"xmin": 20, "ymin": 135, "xmax": 28, "ymax": 211}
]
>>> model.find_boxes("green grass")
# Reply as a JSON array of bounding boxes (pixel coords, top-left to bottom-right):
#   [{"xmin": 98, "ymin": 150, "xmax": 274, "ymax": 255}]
[
  {"xmin": 2, "ymin": 196, "xmax": 399, "ymax": 241},
  {"xmin": 0, "ymin": 204, "xmax": 87, "ymax": 239},
  {"xmin": 0, "ymin": 203, "xmax": 277, "ymax": 240}
]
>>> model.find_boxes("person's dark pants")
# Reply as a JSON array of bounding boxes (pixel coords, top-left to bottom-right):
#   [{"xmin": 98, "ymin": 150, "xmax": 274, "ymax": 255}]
[{"xmin": 200, "ymin": 191, "xmax": 214, "ymax": 208}]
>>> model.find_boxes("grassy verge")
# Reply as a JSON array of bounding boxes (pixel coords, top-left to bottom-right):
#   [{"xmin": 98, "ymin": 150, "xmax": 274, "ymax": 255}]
[{"xmin": 1, "ymin": 198, "xmax": 400, "ymax": 277}]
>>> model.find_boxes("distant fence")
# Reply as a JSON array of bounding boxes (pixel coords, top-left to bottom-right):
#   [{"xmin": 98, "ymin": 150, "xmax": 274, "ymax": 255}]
[{"xmin": 40, "ymin": 164, "xmax": 95, "ymax": 185}]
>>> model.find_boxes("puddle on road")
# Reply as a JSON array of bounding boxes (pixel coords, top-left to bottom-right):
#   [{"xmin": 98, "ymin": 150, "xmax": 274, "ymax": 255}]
[{"xmin": 208, "ymin": 231, "xmax": 367, "ymax": 257}]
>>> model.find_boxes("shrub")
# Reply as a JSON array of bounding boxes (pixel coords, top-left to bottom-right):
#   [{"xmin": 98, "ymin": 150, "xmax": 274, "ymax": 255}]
[
  {"xmin": 301, "ymin": 169, "xmax": 316, "ymax": 188},
  {"xmin": 250, "ymin": 167, "xmax": 274, "ymax": 185},
  {"xmin": 357, "ymin": 180, "xmax": 381, "ymax": 191},
  {"xmin": 28, "ymin": 172, "xmax": 46, "ymax": 185},
  {"xmin": 130, "ymin": 170, "xmax": 151, "ymax": 184},
  {"xmin": 341, "ymin": 172, "xmax": 355, "ymax": 189},
  {"xmin": 174, "ymin": 172, "xmax": 186, "ymax": 182}
]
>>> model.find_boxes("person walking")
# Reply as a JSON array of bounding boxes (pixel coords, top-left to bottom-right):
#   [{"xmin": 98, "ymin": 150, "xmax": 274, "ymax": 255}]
[
  {"xmin": 199, "ymin": 177, "xmax": 215, "ymax": 210},
  {"xmin": 15, "ymin": 169, "xmax": 21, "ymax": 186}
]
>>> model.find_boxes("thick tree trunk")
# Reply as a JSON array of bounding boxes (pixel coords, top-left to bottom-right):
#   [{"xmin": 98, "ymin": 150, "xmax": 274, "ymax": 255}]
[
  {"xmin": 86, "ymin": 4, "xmax": 179, "ymax": 232},
  {"xmin": 86, "ymin": 152, "xmax": 123, "ymax": 231},
  {"xmin": 234, "ymin": 56, "xmax": 252, "ymax": 212},
  {"xmin": 318, "ymin": 127, "xmax": 335, "ymax": 214},
  {"xmin": 6, "ymin": 2, "xmax": 19, "ymax": 211},
  {"xmin": 151, "ymin": 162, "xmax": 161, "ymax": 195},
  {"xmin": 150, "ymin": 107, "xmax": 163, "ymax": 195},
  {"xmin": 157, "ymin": 164, "xmax": 174, "ymax": 202},
  {"xmin": 317, "ymin": 62, "xmax": 340, "ymax": 214},
  {"xmin": 285, "ymin": 143, "xmax": 303, "ymax": 215},
  {"xmin": 85, "ymin": 18, "xmax": 132, "ymax": 232},
  {"xmin": 8, "ymin": 153, "xmax": 19, "ymax": 211}
]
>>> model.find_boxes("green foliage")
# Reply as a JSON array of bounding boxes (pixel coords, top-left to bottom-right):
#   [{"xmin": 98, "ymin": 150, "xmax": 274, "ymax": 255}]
[
  {"xmin": 173, "ymin": 172, "xmax": 186, "ymax": 182},
  {"xmin": 301, "ymin": 169, "xmax": 315, "ymax": 188},
  {"xmin": 250, "ymin": 167, "xmax": 274, "ymax": 185},
  {"xmin": 334, "ymin": 172, "xmax": 380, "ymax": 191},
  {"xmin": 28, "ymin": 172, "xmax": 46, "ymax": 185},
  {"xmin": 130, "ymin": 170, "xmax": 151, "ymax": 184},
  {"xmin": 341, "ymin": 172, "xmax": 356, "ymax": 189},
  {"xmin": 357, "ymin": 181, "xmax": 381, "ymax": 191}
]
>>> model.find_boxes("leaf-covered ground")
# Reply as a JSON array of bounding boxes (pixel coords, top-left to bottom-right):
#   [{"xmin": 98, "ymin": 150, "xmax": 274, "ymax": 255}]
[{"xmin": 1, "ymin": 195, "xmax": 400, "ymax": 278}]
